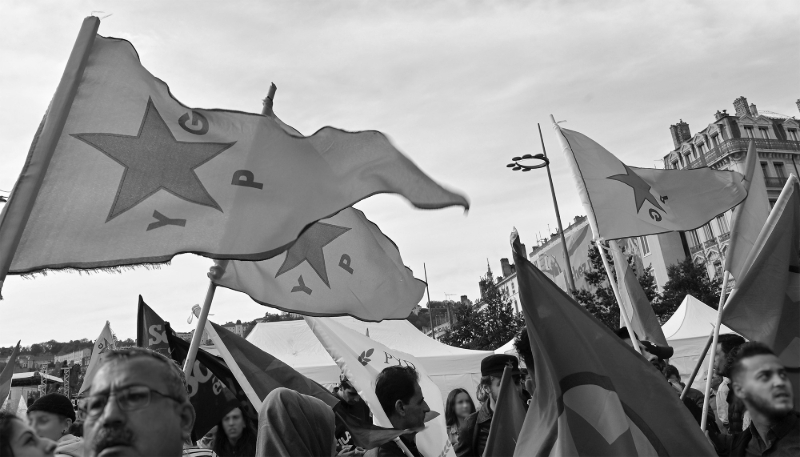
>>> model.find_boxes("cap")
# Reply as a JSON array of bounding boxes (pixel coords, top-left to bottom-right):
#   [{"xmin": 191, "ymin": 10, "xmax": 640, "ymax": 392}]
[
  {"xmin": 28, "ymin": 393, "xmax": 76, "ymax": 422},
  {"xmin": 481, "ymin": 354, "xmax": 520, "ymax": 377}
]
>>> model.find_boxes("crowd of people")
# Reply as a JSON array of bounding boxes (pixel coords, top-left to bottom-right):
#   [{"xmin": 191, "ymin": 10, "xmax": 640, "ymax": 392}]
[{"xmin": 0, "ymin": 327, "xmax": 796, "ymax": 457}]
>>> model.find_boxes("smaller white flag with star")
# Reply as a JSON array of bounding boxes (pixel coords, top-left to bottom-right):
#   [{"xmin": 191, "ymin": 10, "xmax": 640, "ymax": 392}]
[
  {"xmin": 78, "ymin": 321, "xmax": 117, "ymax": 396},
  {"xmin": 554, "ymin": 124, "xmax": 747, "ymax": 240},
  {"xmin": 215, "ymin": 207, "xmax": 426, "ymax": 321}
]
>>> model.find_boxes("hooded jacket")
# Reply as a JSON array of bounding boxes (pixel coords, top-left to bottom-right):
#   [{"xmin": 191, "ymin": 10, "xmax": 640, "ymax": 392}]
[{"xmin": 55, "ymin": 434, "xmax": 84, "ymax": 457}]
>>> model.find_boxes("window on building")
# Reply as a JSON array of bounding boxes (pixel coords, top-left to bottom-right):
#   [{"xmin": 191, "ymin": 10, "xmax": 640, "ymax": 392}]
[
  {"xmin": 703, "ymin": 223, "xmax": 714, "ymax": 241},
  {"xmin": 713, "ymin": 261, "xmax": 723, "ymax": 279},
  {"xmin": 672, "ymin": 161, "xmax": 679, "ymax": 170},
  {"xmin": 761, "ymin": 162, "xmax": 770, "ymax": 177},
  {"xmin": 698, "ymin": 143, "xmax": 705, "ymax": 155},
  {"xmin": 711, "ymin": 135, "xmax": 719, "ymax": 148},
  {"xmin": 687, "ymin": 230, "xmax": 701, "ymax": 248},
  {"xmin": 744, "ymin": 126, "xmax": 754, "ymax": 138},
  {"xmin": 769, "ymin": 198, "xmax": 777, "ymax": 209},
  {"xmin": 774, "ymin": 162, "xmax": 786, "ymax": 178},
  {"xmin": 639, "ymin": 236, "xmax": 650, "ymax": 256},
  {"xmin": 788, "ymin": 129, "xmax": 799, "ymax": 141},
  {"xmin": 759, "ymin": 127, "xmax": 770, "ymax": 139},
  {"xmin": 716, "ymin": 215, "xmax": 729, "ymax": 234}
]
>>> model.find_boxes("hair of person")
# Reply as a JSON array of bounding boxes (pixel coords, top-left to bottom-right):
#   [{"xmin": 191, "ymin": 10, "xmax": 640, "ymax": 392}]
[
  {"xmin": 375, "ymin": 365, "xmax": 419, "ymax": 417},
  {"xmin": 213, "ymin": 407, "xmax": 256, "ymax": 456},
  {"xmin": 476, "ymin": 375, "xmax": 493, "ymax": 404},
  {"xmin": 444, "ymin": 388, "xmax": 475, "ymax": 427},
  {"xmin": 514, "ymin": 329, "xmax": 534, "ymax": 370},
  {"xmin": 662, "ymin": 364, "xmax": 680, "ymax": 381},
  {"xmin": 101, "ymin": 347, "xmax": 188, "ymax": 404},
  {"xmin": 718, "ymin": 334, "xmax": 747, "ymax": 356},
  {"xmin": 0, "ymin": 411, "xmax": 21, "ymax": 457},
  {"xmin": 340, "ymin": 379, "xmax": 354, "ymax": 392},
  {"xmin": 729, "ymin": 341, "xmax": 775, "ymax": 382}
]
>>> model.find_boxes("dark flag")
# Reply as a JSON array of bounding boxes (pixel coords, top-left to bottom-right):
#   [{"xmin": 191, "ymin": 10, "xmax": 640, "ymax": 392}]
[
  {"xmin": 510, "ymin": 230, "xmax": 714, "ymax": 456},
  {"xmin": 205, "ymin": 321, "xmax": 404, "ymax": 450},
  {"xmin": 163, "ymin": 322, "xmax": 247, "ymax": 440},
  {"xmin": 136, "ymin": 296, "xmax": 170, "ymax": 356}
]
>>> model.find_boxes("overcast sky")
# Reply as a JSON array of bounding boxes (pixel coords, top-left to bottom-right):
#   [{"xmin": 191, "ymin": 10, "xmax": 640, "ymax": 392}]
[{"xmin": 1, "ymin": 1, "xmax": 797, "ymax": 346}]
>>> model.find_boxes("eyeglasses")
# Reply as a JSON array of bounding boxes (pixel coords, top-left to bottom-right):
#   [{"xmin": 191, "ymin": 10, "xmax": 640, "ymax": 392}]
[{"xmin": 83, "ymin": 385, "xmax": 182, "ymax": 418}]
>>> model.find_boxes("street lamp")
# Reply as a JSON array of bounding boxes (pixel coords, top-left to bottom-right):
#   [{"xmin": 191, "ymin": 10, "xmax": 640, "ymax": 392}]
[{"xmin": 506, "ymin": 123, "xmax": 577, "ymax": 294}]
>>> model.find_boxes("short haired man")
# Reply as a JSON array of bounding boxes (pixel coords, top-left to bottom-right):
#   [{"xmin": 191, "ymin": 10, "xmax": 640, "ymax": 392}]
[
  {"xmin": 335, "ymin": 375, "xmax": 370, "ymax": 455},
  {"xmin": 711, "ymin": 342, "xmax": 798, "ymax": 456},
  {"xmin": 82, "ymin": 347, "xmax": 195, "ymax": 457},
  {"xmin": 366, "ymin": 366, "xmax": 430, "ymax": 457},
  {"xmin": 715, "ymin": 334, "xmax": 747, "ymax": 433},
  {"xmin": 454, "ymin": 354, "xmax": 522, "ymax": 457}
]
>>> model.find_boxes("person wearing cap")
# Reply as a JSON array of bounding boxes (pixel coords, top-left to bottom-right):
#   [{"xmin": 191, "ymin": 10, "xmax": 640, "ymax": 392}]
[
  {"xmin": 27, "ymin": 393, "xmax": 84, "ymax": 457},
  {"xmin": 454, "ymin": 354, "xmax": 522, "ymax": 457}
]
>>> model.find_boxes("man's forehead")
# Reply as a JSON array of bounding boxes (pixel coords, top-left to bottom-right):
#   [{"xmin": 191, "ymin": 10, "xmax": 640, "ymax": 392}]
[
  {"xmin": 743, "ymin": 354, "xmax": 782, "ymax": 373},
  {"xmin": 92, "ymin": 357, "xmax": 169, "ymax": 391}
]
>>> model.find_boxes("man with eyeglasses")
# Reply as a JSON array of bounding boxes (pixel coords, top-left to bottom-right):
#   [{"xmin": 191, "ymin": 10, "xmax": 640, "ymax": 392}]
[{"xmin": 83, "ymin": 347, "xmax": 196, "ymax": 457}]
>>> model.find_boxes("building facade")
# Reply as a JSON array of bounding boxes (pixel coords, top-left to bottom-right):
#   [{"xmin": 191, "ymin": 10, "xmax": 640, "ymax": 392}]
[
  {"xmin": 54, "ymin": 348, "xmax": 92, "ymax": 367},
  {"xmin": 663, "ymin": 96, "xmax": 800, "ymax": 280}
]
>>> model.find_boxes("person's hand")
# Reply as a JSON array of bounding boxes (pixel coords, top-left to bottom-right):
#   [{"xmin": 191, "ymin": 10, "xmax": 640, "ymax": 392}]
[{"xmin": 338, "ymin": 445, "xmax": 356, "ymax": 456}]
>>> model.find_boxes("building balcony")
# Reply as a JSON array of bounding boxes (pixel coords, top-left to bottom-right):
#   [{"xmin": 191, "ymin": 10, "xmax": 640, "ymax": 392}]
[
  {"xmin": 702, "ymin": 138, "xmax": 800, "ymax": 168},
  {"xmin": 718, "ymin": 232, "xmax": 730, "ymax": 242},
  {"xmin": 689, "ymin": 244, "xmax": 703, "ymax": 255},
  {"xmin": 764, "ymin": 177, "xmax": 789, "ymax": 188},
  {"xmin": 703, "ymin": 239, "xmax": 717, "ymax": 248}
]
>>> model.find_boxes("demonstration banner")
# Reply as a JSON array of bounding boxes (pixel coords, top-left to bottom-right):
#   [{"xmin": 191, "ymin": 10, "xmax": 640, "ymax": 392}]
[
  {"xmin": 307, "ymin": 316, "xmax": 455, "ymax": 457},
  {"xmin": 78, "ymin": 321, "xmax": 116, "ymax": 396}
]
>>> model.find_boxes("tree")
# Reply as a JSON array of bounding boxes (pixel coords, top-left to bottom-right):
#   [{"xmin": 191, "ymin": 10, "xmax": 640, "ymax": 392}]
[
  {"xmin": 441, "ymin": 265, "xmax": 523, "ymax": 350},
  {"xmin": 655, "ymin": 257, "xmax": 721, "ymax": 318},
  {"xmin": 30, "ymin": 343, "xmax": 44, "ymax": 355},
  {"xmin": 573, "ymin": 242, "xmax": 662, "ymax": 330}
]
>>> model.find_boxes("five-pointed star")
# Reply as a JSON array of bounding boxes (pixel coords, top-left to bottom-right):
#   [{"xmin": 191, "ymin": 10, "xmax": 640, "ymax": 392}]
[
  {"xmin": 607, "ymin": 163, "xmax": 665, "ymax": 213},
  {"xmin": 275, "ymin": 222, "xmax": 351, "ymax": 288},
  {"xmin": 72, "ymin": 99, "xmax": 235, "ymax": 221}
]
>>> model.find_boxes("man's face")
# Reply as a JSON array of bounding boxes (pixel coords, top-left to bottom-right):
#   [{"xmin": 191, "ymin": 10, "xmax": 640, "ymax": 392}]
[
  {"xmin": 28, "ymin": 410, "xmax": 70, "ymax": 442},
  {"xmin": 714, "ymin": 343, "xmax": 727, "ymax": 374},
  {"xmin": 733, "ymin": 354, "xmax": 794, "ymax": 420},
  {"xmin": 221, "ymin": 408, "xmax": 245, "ymax": 443},
  {"xmin": 399, "ymin": 382, "xmax": 430, "ymax": 430},
  {"xmin": 83, "ymin": 357, "xmax": 193, "ymax": 457},
  {"xmin": 339, "ymin": 386, "xmax": 361, "ymax": 406}
]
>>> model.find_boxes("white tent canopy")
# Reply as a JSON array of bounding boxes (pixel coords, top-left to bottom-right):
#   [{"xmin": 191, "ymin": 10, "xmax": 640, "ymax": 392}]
[
  {"xmin": 246, "ymin": 317, "xmax": 492, "ymax": 405},
  {"xmin": 494, "ymin": 339, "xmax": 516, "ymax": 356},
  {"xmin": 662, "ymin": 294, "xmax": 735, "ymax": 389}
]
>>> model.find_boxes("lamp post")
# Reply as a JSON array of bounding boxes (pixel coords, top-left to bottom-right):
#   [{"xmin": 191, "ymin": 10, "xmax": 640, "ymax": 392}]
[{"xmin": 506, "ymin": 123, "xmax": 577, "ymax": 294}]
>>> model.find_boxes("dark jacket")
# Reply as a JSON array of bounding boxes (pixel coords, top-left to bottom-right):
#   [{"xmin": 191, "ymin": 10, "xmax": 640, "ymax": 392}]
[
  {"xmin": 712, "ymin": 411, "xmax": 800, "ymax": 456},
  {"xmin": 454, "ymin": 404, "xmax": 492, "ymax": 457},
  {"xmin": 365, "ymin": 436, "xmax": 422, "ymax": 457},
  {"xmin": 683, "ymin": 387, "xmax": 720, "ymax": 436},
  {"xmin": 727, "ymin": 390, "xmax": 747, "ymax": 433}
]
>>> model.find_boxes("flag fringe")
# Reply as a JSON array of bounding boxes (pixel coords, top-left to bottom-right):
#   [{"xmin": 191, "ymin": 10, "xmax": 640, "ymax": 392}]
[{"xmin": 17, "ymin": 261, "xmax": 170, "ymax": 279}]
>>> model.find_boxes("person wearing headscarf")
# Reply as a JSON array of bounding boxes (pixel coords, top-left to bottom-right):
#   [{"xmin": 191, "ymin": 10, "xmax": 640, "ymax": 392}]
[{"xmin": 256, "ymin": 387, "xmax": 336, "ymax": 457}]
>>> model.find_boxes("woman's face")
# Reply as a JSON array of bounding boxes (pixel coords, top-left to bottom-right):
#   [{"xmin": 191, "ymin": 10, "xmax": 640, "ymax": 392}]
[
  {"xmin": 27, "ymin": 411, "xmax": 69, "ymax": 442},
  {"xmin": 9, "ymin": 419, "xmax": 57, "ymax": 457},
  {"xmin": 454, "ymin": 392, "xmax": 472, "ymax": 418}
]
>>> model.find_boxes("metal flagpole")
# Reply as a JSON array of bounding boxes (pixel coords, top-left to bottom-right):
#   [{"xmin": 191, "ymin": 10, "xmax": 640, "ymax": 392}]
[
  {"xmin": 183, "ymin": 83, "xmax": 278, "ymax": 377},
  {"xmin": 681, "ymin": 329, "xmax": 715, "ymax": 400},
  {"xmin": 424, "ymin": 263, "xmax": 435, "ymax": 340},
  {"xmin": 700, "ymin": 271, "xmax": 730, "ymax": 431},
  {"xmin": 538, "ymin": 123, "xmax": 576, "ymax": 294}
]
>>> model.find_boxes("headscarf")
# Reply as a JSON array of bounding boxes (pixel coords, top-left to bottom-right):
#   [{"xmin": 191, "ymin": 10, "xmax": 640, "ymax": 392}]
[{"xmin": 256, "ymin": 388, "xmax": 335, "ymax": 457}]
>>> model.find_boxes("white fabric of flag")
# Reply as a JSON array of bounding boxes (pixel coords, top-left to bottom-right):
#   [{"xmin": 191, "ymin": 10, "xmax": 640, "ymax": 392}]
[
  {"xmin": 306, "ymin": 316, "xmax": 455, "ymax": 457},
  {"xmin": 78, "ymin": 321, "xmax": 116, "ymax": 395}
]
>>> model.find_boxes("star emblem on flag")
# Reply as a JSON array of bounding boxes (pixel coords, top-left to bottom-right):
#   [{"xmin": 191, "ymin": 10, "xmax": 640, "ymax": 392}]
[
  {"xmin": 72, "ymin": 99, "xmax": 235, "ymax": 221},
  {"xmin": 607, "ymin": 164, "xmax": 665, "ymax": 213},
  {"xmin": 275, "ymin": 222, "xmax": 351, "ymax": 287}
]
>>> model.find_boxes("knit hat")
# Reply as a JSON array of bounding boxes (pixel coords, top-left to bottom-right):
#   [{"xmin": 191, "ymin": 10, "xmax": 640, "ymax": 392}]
[{"xmin": 27, "ymin": 393, "xmax": 76, "ymax": 422}]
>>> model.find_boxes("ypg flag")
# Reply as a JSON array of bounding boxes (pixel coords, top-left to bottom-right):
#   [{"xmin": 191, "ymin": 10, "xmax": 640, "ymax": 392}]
[
  {"xmin": 0, "ymin": 17, "xmax": 468, "ymax": 294},
  {"xmin": 553, "ymin": 121, "xmax": 746, "ymax": 240},
  {"xmin": 216, "ymin": 207, "xmax": 426, "ymax": 321},
  {"xmin": 722, "ymin": 175, "xmax": 800, "ymax": 409},
  {"xmin": 79, "ymin": 321, "xmax": 117, "ymax": 396},
  {"xmin": 136, "ymin": 295, "xmax": 170, "ymax": 356},
  {"xmin": 510, "ymin": 231, "xmax": 713, "ymax": 456},
  {"xmin": 306, "ymin": 316, "xmax": 455, "ymax": 457},
  {"xmin": 163, "ymin": 322, "xmax": 244, "ymax": 439}
]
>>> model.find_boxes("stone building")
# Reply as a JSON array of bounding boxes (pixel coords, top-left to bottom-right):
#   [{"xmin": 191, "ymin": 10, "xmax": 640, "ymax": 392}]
[{"xmin": 662, "ymin": 96, "xmax": 800, "ymax": 280}]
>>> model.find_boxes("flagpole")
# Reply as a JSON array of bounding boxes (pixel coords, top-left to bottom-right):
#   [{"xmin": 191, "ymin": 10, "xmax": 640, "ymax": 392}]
[
  {"xmin": 700, "ymin": 271, "xmax": 730, "ymax": 431},
  {"xmin": 596, "ymin": 240, "xmax": 642, "ymax": 355},
  {"xmin": 680, "ymin": 329, "xmax": 714, "ymax": 400},
  {"xmin": 424, "ymin": 263, "xmax": 436, "ymax": 340},
  {"xmin": 182, "ymin": 260, "xmax": 228, "ymax": 377},
  {"xmin": 549, "ymin": 114, "xmax": 641, "ymax": 355},
  {"xmin": 537, "ymin": 123, "xmax": 576, "ymax": 294}
]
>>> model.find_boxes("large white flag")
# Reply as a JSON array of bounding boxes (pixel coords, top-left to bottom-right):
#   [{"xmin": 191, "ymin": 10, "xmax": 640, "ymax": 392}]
[
  {"xmin": 78, "ymin": 321, "xmax": 117, "ymax": 395},
  {"xmin": 306, "ymin": 317, "xmax": 454, "ymax": 457}
]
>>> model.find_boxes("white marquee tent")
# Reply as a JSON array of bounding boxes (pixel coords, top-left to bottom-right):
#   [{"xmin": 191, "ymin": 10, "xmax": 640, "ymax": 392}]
[
  {"xmin": 246, "ymin": 317, "xmax": 492, "ymax": 406},
  {"xmin": 662, "ymin": 294, "xmax": 735, "ymax": 389}
]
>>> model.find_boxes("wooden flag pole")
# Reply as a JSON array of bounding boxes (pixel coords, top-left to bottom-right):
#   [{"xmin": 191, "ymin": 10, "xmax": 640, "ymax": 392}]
[
  {"xmin": 595, "ymin": 240, "xmax": 642, "ymax": 355},
  {"xmin": 680, "ymin": 329, "xmax": 715, "ymax": 400},
  {"xmin": 700, "ymin": 270, "xmax": 731, "ymax": 431},
  {"xmin": 183, "ymin": 260, "xmax": 228, "ymax": 378}
]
